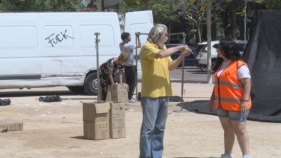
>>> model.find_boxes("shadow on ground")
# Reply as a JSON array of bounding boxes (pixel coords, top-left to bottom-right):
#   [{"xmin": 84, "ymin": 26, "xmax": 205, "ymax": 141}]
[
  {"xmin": 171, "ymin": 80, "xmax": 208, "ymax": 84},
  {"xmin": 70, "ymin": 136, "xmax": 88, "ymax": 140},
  {"xmin": 173, "ymin": 157, "xmax": 219, "ymax": 158},
  {"xmin": 169, "ymin": 96, "xmax": 184, "ymax": 102},
  {"xmin": 177, "ymin": 100, "xmax": 281, "ymax": 123},
  {"xmin": 177, "ymin": 100, "xmax": 217, "ymax": 117}
]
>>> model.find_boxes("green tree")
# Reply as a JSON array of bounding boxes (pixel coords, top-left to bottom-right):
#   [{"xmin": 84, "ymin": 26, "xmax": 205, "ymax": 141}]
[
  {"xmin": 34, "ymin": 0, "xmax": 81, "ymax": 11},
  {"xmin": 175, "ymin": 0, "xmax": 226, "ymax": 42},
  {"xmin": 0, "ymin": 0, "xmax": 35, "ymax": 11},
  {"xmin": 0, "ymin": 0, "xmax": 81, "ymax": 12},
  {"xmin": 224, "ymin": 0, "xmax": 281, "ymax": 40},
  {"xmin": 252, "ymin": 0, "xmax": 281, "ymax": 10},
  {"xmin": 120, "ymin": 0, "xmax": 179, "ymax": 25},
  {"xmin": 121, "ymin": 0, "xmax": 149, "ymax": 10}
]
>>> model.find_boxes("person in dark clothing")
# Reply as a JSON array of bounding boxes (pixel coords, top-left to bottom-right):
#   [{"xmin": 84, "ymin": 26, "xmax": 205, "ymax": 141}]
[
  {"xmin": 99, "ymin": 52, "xmax": 129, "ymax": 101},
  {"xmin": 119, "ymin": 32, "xmax": 141, "ymax": 102}
]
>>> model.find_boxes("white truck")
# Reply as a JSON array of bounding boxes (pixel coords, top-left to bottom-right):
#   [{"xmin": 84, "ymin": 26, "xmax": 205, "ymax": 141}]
[{"xmin": 0, "ymin": 11, "xmax": 154, "ymax": 94}]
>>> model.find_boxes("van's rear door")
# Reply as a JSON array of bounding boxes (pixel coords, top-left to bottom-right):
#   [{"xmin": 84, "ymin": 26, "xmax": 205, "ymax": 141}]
[{"xmin": 124, "ymin": 10, "xmax": 154, "ymax": 80}]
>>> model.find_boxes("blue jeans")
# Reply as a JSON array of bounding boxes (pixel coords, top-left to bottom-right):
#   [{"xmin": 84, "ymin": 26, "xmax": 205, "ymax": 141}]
[{"xmin": 139, "ymin": 97, "xmax": 169, "ymax": 158}]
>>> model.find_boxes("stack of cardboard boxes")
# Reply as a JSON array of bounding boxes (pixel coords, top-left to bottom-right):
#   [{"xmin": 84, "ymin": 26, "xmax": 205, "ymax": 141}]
[{"xmin": 83, "ymin": 84, "xmax": 128, "ymax": 140}]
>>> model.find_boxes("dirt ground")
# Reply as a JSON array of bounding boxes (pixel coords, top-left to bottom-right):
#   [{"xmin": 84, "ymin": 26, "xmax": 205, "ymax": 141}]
[{"xmin": 0, "ymin": 83, "xmax": 280, "ymax": 158}]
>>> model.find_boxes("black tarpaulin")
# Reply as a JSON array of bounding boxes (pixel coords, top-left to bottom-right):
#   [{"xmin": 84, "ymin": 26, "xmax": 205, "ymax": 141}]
[{"xmin": 242, "ymin": 10, "xmax": 281, "ymax": 122}]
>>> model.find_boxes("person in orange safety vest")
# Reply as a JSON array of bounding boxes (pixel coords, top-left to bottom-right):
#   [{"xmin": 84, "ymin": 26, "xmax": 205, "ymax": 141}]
[{"xmin": 208, "ymin": 38, "xmax": 252, "ymax": 158}]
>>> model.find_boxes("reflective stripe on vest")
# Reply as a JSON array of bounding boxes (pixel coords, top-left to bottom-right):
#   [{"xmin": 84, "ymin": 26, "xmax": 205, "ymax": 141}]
[
  {"xmin": 214, "ymin": 81, "xmax": 243, "ymax": 89},
  {"xmin": 215, "ymin": 96, "xmax": 243, "ymax": 103}
]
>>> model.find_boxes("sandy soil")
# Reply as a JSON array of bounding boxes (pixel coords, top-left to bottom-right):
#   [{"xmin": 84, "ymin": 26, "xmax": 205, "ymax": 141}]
[{"xmin": 0, "ymin": 83, "xmax": 280, "ymax": 158}]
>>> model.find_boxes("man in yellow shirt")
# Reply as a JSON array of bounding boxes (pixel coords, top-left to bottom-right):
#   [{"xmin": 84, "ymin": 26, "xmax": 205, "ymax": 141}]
[{"xmin": 139, "ymin": 24, "xmax": 192, "ymax": 158}]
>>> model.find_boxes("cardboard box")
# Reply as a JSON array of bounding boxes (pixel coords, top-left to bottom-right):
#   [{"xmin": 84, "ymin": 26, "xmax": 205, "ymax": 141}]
[
  {"xmin": 83, "ymin": 102, "xmax": 110, "ymax": 140},
  {"xmin": 109, "ymin": 102, "xmax": 126, "ymax": 139},
  {"xmin": 106, "ymin": 84, "xmax": 128, "ymax": 102},
  {"xmin": 0, "ymin": 120, "xmax": 23, "ymax": 132}
]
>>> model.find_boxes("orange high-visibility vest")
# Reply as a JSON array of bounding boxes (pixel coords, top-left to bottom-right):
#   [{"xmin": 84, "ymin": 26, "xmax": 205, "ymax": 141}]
[{"xmin": 214, "ymin": 60, "xmax": 252, "ymax": 111}]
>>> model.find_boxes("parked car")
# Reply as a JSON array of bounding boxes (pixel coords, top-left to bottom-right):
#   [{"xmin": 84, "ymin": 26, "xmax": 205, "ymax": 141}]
[
  {"xmin": 194, "ymin": 41, "xmax": 210, "ymax": 67},
  {"xmin": 166, "ymin": 43, "xmax": 196, "ymax": 67},
  {"xmin": 196, "ymin": 40, "xmax": 248, "ymax": 72},
  {"xmin": 197, "ymin": 41, "xmax": 219, "ymax": 71}
]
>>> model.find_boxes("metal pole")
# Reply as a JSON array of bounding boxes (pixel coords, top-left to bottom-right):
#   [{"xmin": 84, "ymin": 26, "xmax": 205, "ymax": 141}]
[
  {"xmin": 207, "ymin": 0, "xmax": 212, "ymax": 84},
  {"xmin": 101, "ymin": 0, "xmax": 105, "ymax": 11},
  {"xmin": 135, "ymin": 33, "xmax": 138, "ymax": 99},
  {"xmin": 135, "ymin": 33, "xmax": 149, "ymax": 100},
  {"xmin": 244, "ymin": 0, "xmax": 247, "ymax": 40},
  {"xmin": 168, "ymin": 33, "xmax": 185, "ymax": 36},
  {"xmin": 95, "ymin": 32, "xmax": 100, "ymax": 102},
  {"xmin": 180, "ymin": 33, "xmax": 186, "ymax": 111},
  {"xmin": 168, "ymin": 23, "xmax": 172, "ymax": 40}
]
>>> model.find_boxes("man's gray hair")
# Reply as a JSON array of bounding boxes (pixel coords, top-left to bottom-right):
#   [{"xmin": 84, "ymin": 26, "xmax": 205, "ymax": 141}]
[{"xmin": 147, "ymin": 24, "xmax": 167, "ymax": 43}]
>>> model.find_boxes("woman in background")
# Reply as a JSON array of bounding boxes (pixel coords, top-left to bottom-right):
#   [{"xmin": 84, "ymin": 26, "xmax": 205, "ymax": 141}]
[{"xmin": 99, "ymin": 52, "xmax": 129, "ymax": 101}]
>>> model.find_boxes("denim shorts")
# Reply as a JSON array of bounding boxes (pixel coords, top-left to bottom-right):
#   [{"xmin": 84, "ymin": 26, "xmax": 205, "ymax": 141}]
[{"xmin": 216, "ymin": 108, "xmax": 250, "ymax": 122}]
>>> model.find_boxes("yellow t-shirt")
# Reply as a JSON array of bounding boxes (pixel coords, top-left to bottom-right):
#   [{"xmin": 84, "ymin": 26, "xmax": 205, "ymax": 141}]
[{"xmin": 140, "ymin": 41, "xmax": 173, "ymax": 98}]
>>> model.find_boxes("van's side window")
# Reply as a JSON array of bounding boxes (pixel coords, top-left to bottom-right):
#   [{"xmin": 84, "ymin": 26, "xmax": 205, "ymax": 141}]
[{"xmin": 0, "ymin": 26, "xmax": 37, "ymax": 48}]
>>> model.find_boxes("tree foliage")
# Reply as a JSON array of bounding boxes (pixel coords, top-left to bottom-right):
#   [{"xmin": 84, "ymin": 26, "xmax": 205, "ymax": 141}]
[
  {"xmin": 121, "ymin": 0, "xmax": 149, "ymax": 9},
  {"xmin": 173, "ymin": 0, "xmax": 226, "ymax": 42},
  {"xmin": 0, "ymin": 0, "xmax": 81, "ymax": 12},
  {"xmin": 1, "ymin": 0, "xmax": 280, "ymax": 42},
  {"xmin": 252, "ymin": 0, "xmax": 281, "ymax": 10},
  {"xmin": 120, "ymin": 0, "xmax": 180, "ymax": 25}
]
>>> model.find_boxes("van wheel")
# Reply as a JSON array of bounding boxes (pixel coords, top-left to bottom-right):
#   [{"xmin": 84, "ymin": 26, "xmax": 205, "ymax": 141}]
[
  {"xmin": 84, "ymin": 72, "xmax": 98, "ymax": 95},
  {"xmin": 67, "ymin": 86, "xmax": 85, "ymax": 94}
]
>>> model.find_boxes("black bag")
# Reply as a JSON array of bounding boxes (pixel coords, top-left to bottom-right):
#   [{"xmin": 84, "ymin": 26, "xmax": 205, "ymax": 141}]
[
  {"xmin": 0, "ymin": 99, "xmax": 11, "ymax": 106},
  {"xmin": 137, "ymin": 92, "xmax": 141, "ymax": 101},
  {"xmin": 39, "ymin": 95, "xmax": 61, "ymax": 102}
]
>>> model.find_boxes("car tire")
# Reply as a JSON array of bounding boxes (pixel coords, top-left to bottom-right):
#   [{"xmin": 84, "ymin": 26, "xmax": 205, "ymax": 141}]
[
  {"xmin": 211, "ymin": 59, "xmax": 216, "ymax": 67},
  {"xmin": 200, "ymin": 59, "xmax": 216, "ymax": 72},
  {"xmin": 67, "ymin": 86, "xmax": 85, "ymax": 94},
  {"xmin": 84, "ymin": 72, "xmax": 98, "ymax": 95},
  {"xmin": 200, "ymin": 66, "xmax": 207, "ymax": 72}
]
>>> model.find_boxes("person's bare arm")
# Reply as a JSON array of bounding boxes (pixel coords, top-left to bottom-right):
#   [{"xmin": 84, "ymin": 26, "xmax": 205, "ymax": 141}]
[
  {"xmin": 241, "ymin": 78, "xmax": 251, "ymax": 101},
  {"xmin": 108, "ymin": 70, "xmax": 115, "ymax": 85},
  {"xmin": 155, "ymin": 45, "xmax": 185, "ymax": 59},
  {"xmin": 168, "ymin": 50, "xmax": 191, "ymax": 71},
  {"xmin": 240, "ymin": 78, "xmax": 251, "ymax": 112},
  {"xmin": 144, "ymin": 44, "xmax": 189, "ymax": 60}
]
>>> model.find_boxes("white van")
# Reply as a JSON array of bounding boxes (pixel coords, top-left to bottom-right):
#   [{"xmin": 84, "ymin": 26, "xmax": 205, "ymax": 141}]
[{"xmin": 0, "ymin": 11, "xmax": 154, "ymax": 94}]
